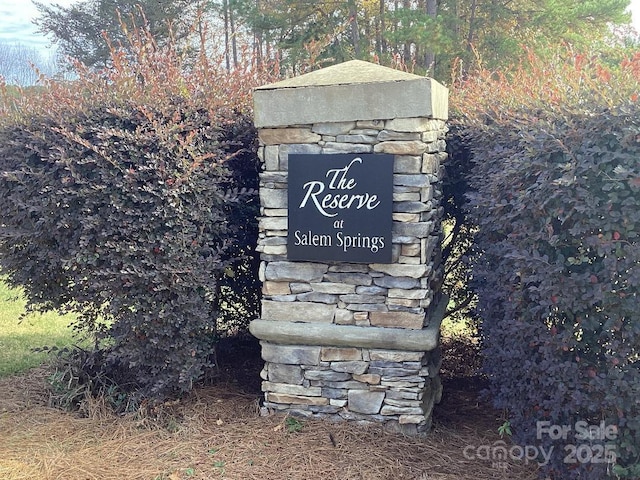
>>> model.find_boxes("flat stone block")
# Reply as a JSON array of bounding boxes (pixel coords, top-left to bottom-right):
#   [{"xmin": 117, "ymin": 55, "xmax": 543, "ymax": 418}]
[
  {"xmin": 381, "ymin": 380, "xmax": 426, "ymax": 388},
  {"xmin": 369, "ymin": 264, "xmax": 428, "ymax": 278},
  {"xmin": 422, "ymin": 153, "xmax": 440, "ymax": 174},
  {"xmin": 321, "ymin": 347, "xmax": 362, "ymax": 361},
  {"xmin": 426, "ymin": 139, "xmax": 447, "ymax": 153},
  {"xmin": 312, "ymin": 121, "xmax": 356, "ymax": 135},
  {"xmin": 264, "ymin": 146, "xmax": 279, "ymax": 170},
  {"xmin": 262, "ymin": 300, "xmax": 336, "ymax": 323},
  {"xmin": 262, "ymin": 281, "xmax": 292, "ymax": 296},
  {"xmin": 370, "ymin": 367, "xmax": 421, "ymax": 377},
  {"xmin": 309, "ymin": 405, "xmax": 342, "ymax": 414},
  {"xmin": 328, "ymin": 264, "xmax": 370, "ymax": 273},
  {"xmin": 369, "ymin": 312, "xmax": 424, "ymax": 329},
  {"xmin": 393, "ymin": 213, "xmax": 421, "ymax": 223},
  {"xmin": 324, "ymin": 272, "xmax": 373, "ymax": 285},
  {"xmin": 321, "ymin": 380, "xmax": 369, "ymax": 390},
  {"xmin": 261, "ymin": 343, "xmax": 321, "ymax": 365},
  {"xmin": 388, "ymin": 298, "xmax": 420, "ymax": 308},
  {"xmin": 399, "ymin": 414, "xmax": 426, "ymax": 424},
  {"xmin": 296, "ymin": 292, "xmax": 338, "ymax": 304},
  {"xmin": 373, "ymin": 276, "xmax": 420, "ymax": 289},
  {"xmin": 357, "ymin": 120, "xmax": 385, "ymax": 129},
  {"xmin": 339, "ymin": 294, "xmax": 386, "ymax": 304},
  {"xmin": 374, "ymin": 141, "xmax": 428, "ymax": 155},
  {"xmin": 386, "ymin": 389, "xmax": 420, "ymax": 400},
  {"xmin": 260, "ymin": 188, "xmax": 287, "ymax": 208},
  {"xmin": 290, "ymin": 282, "xmax": 312, "ymax": 294},
  {"xmin": 259, "ymin": 128, "xmax": 321, "ymax": 145},
  {"xmin": 380, "ymin": 405, "xmax": 423, "ymax": 415},
  {"xmin": 355, "ymin": 285, "xmax": 387, "ymax": 295},
  {"xmin": 261, "ymin": 208, "xmax": 288, "ymax": 217},
  {"xmin": 262, "ymin": 381, "xmax": 322, "ymax": 396},
  {"xmin": 393, "ymin": 192, "xmax": 421, "ymax": 202},
  {"xmin": 265, "ymin": 261, "xmax": 327, "ymax": 282},
  {"xmin": 260, "ymin": 236, "xmax": 287, "ymax": 246},
  {"xmin": 393, "ymin": 155, "xmax": 422, "ymax": 173},
  {"xmin": 279, "ymin": 143, "xmax": 323, "ymax": 170},
  {"xmin": 385, "ymin": 117, "xmax": 434, "ymax": 132},
  {"xmin": 348, "ymin": 390, "xmax": 386, "ymax": 414},
  {"xmin": 330, "ymin": 361, "xmax": 369, "ymax": 374},
  {"xmin": 401, "ymin": 244, "xmax": 421, "ymax": 257},
  {"xmin": 267, "ymin": 393, "xmax": 329, "ymax": 406},
  {"xmin": 345, "ymin": 303, "xmax": 389, "ymax": 312},
  {"xmin": 310, "ymin": 282, "xmax": 356, "ymax": 294},
  {"xmin": 421, "ymin": 131, "xmax": 439, "ymax": 142},
  {"xmin": 304, "ymin": 370, "xmax": 351, "ymax": 381},
  {"xmin": 322, "ymin": 387, "xmax": 348, "ymax": 404},
  {"xmin": 394, "ymin": 174, "xmax": 430, "ymax": 187},
  {"xmin": 384, "ymin": 397, "xmax": 422, "ymax": 408},
  {"xmin": 352, "ymin": 373, "xmax": 381, "ymax": 384},
  {"xmin": 393, "ymin": 222, "xmax": 434, "ymax": 238},
  {"xmin": 394, "ymin": 201, "xmax": 430, "ymax": 213},
  {"xmin": 268, "ymin": 364, "xmax": 304, "ymax": 384},
  {"xmin": 336, "ymin": 134, "xmax": 377, "ymax": 144},
  {"xmin": 334, "ymin": 309, "xmax": 355, "ymax": 325},
  {"xmin": 388, "ymin": 289, "xmax": 429, "ymax": 300},
  {"xmin": 322, "ymin": 142, "xmax": 373, "ymax": 154},
  {"xmin": 350, "ymin": 128, "xmax": 380, "ymax": 135},
  {"xmin": 378, "ymin": 130, "xmax": 421, "ymax": 141},
  {"xmin": 259, "ymin": 217, "xmax": 287, "ymax": 231}
]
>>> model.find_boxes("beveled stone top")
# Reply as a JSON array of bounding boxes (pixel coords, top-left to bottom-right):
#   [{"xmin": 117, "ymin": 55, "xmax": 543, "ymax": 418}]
[
  {"xmin": 253, "ymin": 60, "xmax": 448, "ymax": 127},
  {"xmin": 255, "ymin": 60, "xmax": 426, "ymax": 90}
]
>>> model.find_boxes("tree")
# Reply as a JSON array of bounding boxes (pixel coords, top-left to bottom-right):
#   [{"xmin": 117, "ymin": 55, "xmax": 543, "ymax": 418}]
[
  {"xmin": 446, "ymin": 0, "xmax": 631, "ymax": 74},
  {"xmin": 34, "ymin": 0, "xmax": 206, "ymax": 68},
  {"xmin": 0, "ymin": 42, "xmax": 59, "ymax": 85},
  {"xmin": 235, "ymin": 0, "xmax": 632, "ymax": 80}
]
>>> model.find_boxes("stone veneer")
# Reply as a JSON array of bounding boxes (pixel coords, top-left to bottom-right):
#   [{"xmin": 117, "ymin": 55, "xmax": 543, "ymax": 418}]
[{"xmin": 249, "ymin": 60, "xmax": 449, "ymax": 435}]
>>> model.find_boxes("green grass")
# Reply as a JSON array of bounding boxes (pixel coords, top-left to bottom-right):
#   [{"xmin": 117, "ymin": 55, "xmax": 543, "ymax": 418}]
[{"xmin": 0, "ymin": 278, "xmax": 76, "ymax": 377}]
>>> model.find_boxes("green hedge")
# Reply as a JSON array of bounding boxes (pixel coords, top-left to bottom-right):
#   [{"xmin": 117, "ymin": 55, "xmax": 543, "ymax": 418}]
[
  {"xmin": 453, "ymin": 51, "xmax": 640, "ymax": 478},
  {"xmin": 0, "ymin": 99, "xmax": 259, "ymax": 401}
]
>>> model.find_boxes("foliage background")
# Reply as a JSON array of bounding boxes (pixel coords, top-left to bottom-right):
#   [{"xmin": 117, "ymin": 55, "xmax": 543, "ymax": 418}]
[
  {"xmin": 0, "ymin": 27, "xmax": 275, "ymax": 402},
  {"xmin": 450, "ymin": 50, "xmax": 640, "ymax": 478},
  {"xmin": 33, "ymin": 0, "xmax": 635, "ymax": 81}
]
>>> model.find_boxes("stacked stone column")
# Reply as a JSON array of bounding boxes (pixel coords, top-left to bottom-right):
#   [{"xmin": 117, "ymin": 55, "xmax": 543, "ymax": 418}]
[{"xmin": 250, "ymin": 60, "xmax": 449, "ymax": 435}]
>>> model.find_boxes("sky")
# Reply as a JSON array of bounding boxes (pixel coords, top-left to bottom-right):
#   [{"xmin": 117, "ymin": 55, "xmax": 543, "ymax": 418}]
[
  {"xmin": 1, "ymin": 0, "xmax": 640, "ymax": 60},
  {"xmin": 0, "ymin": 0, "xmax": 77, "ymax": 57}
]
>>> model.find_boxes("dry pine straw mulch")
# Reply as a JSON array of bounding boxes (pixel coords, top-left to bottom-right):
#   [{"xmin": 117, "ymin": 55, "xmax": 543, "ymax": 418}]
[{"xmin": 0, "ymin": 341, "xmax": 539, "ymax": 480}]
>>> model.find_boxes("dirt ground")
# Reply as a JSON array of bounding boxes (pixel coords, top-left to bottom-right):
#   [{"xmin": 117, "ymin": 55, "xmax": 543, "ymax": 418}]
[{"xmin": 0, "ymin": 336, "xmax": 539, "ymax": 480}]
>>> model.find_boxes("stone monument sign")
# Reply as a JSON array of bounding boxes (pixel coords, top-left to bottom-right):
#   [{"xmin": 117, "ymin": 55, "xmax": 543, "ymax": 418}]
[{"xmin": 249, "ymin": 60, "xmax": 449, "ymax": 434}]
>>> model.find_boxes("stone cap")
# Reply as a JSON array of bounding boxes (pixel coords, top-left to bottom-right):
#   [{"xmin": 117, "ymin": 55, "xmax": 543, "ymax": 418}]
[
  {"xmin": 254, "ymin": 60, "xmax": 448, "ymax": 127},
  {"xmin": 255, "ymin": 60, "xmax": 425, "ymax": 90},
  {"xmin": 249, "ymin": 294, "xmax": 448, "ymax": 352}
]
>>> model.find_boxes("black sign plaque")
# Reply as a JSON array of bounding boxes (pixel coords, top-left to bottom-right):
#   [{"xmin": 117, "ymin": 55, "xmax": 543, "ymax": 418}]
[{"xmin": 288, "ymin": 153, "xmax": 393, "ymax": 263}]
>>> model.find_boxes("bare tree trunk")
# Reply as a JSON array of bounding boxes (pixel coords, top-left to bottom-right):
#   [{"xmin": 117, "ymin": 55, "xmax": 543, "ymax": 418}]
[
  {"xmin": 254, "ymin": 0, "xmax": 263, "ymax": 66},
  {"xmin": 363, "ymin": 3, "xmax": 371, "ymax": 57},
  {"xmin": 229, "ymin": 0, "xmax": 238, "ymax": 67},
  {"xmin": 378, "ymin": 0, "xmax": 386, "ymax": 55},
  {"xmin": 348, "ymin": 0, "xmax": 361, "ymax": 57},
  {"xmin": 424, "ymin": 0, "xmax": 437, "ymax": 75},
  {"xmin": 402, "ymin": 0, "xmax": 410, "ymax": 63},
  {"xmin": 466, "ymin": 0, "xmax": 478, "ymax": 53},
  {"xmin": 393, "ymin": 0, "xmax": 398, "ymax": 56},
  {"xmin": 223, "ymin": 0, "xmax": 230, "ymax": 70}
]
